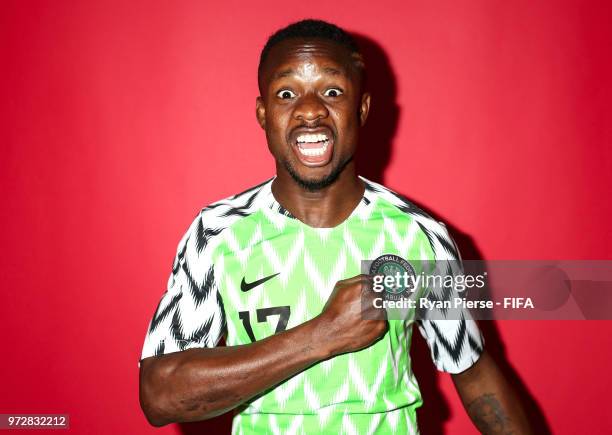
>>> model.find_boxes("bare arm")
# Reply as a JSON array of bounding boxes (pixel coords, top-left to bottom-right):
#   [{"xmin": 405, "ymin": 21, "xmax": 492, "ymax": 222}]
[
  {"xmin": 451, "ymin": 350, "xmax": 532, "ymax": 435},
  {"xmin": 140, "ymin": 318, "xmax": 326, "ymax": 426},
  {"xmin": 139, "ymin": 275, "xmax": 386, "ymax": 426}
]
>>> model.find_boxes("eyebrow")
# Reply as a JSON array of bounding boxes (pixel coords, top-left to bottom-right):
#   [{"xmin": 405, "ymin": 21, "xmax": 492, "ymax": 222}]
[
  {"xmin": 274, "ymin": 69, "xmax": 294, "ymax": 79},
  {"xmin": 272, "ymin": 66, "xmax": 347, "ymax": 80},
  {"xmin": 322, "ymin": 67, "xmax": 344, "ymax": 76}
]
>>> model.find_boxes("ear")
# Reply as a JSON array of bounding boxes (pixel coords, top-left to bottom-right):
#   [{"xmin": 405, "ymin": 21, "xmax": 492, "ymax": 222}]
[
  {"xmin": 255, "ymin": 96, "xmax": 266, "ymax": 129},
  {"xmin": 358, "ymin": 92, "xmax": 371, "ymax": 127}
]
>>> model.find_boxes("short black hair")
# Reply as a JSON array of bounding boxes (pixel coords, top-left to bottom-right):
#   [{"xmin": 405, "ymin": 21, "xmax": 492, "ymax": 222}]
[{"xmin": 258, "ymin": 19, "xmax": 364, "ymax": 86}]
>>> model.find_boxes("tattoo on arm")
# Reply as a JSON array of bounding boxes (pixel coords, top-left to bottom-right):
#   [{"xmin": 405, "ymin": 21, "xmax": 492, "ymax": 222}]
[{"xmin": 467, "ymin": 393, "xmax": 514, "ymax": 435}]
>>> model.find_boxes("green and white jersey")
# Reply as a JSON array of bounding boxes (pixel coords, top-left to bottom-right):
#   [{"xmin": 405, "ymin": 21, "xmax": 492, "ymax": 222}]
[{"xmin": 140, "ymin": 176, "xmax": 484, "ymax": 434}]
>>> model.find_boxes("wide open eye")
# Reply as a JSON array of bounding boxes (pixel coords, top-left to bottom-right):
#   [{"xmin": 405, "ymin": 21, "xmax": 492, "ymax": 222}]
[
  {"xmin": 276, "ymin": 89, "xmax": 296, "ymax": 99},
  {"xmin": 323, "ymin": 88, "xmax": 344, "ymax": 97}
]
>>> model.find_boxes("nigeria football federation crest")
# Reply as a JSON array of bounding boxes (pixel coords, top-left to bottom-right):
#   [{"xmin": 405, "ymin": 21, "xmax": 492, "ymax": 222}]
[{"xmin": 369, "ymin": 254, "xmax": 417, "ymax": 301}]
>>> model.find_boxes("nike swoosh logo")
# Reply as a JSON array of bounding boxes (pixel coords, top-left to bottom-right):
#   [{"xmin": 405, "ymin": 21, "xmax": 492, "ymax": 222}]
[{"xmin": 240, "ymin": 272, "xmax": 280, "ymax": 292}]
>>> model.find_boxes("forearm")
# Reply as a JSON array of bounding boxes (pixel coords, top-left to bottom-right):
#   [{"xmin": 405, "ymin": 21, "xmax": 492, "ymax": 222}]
[
  {"xmin": 139, "ymin": 317, "xmax": 329, "ymax": 426},
  {"xmin": 452, "ymin": 351, "xmax": 532, "ymax": 435}
]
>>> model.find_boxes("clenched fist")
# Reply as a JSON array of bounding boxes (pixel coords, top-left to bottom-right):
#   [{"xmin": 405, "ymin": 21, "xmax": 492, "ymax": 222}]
[{"xmin": 313, "ymin": 274, "xmax": 388, "ymax": 357}]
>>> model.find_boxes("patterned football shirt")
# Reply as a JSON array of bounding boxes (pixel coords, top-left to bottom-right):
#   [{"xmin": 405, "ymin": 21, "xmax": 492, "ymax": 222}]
[{"xmin": 140, "ymin": 176, "xmax": 484, "ymax": 434}]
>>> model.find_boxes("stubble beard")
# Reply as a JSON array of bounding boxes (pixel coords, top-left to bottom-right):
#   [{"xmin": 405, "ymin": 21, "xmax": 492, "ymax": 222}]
[{"xmin": 281, "ymin": 154, "xmax": 354, "ymax": 192}]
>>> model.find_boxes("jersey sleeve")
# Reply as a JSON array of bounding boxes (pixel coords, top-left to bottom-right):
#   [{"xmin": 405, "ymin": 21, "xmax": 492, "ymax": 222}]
[
  {"xmin": 416, "ymin": 221, "xmax": 485, "ymax": 374},
  {"xmin": 139, "ymin": 211, "xmax": 226, "ymax": 365}
]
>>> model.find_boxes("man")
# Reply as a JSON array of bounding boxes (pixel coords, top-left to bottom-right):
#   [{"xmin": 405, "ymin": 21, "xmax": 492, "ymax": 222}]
[{"xmin": 139, "ymin": 19, "xmax": 531, "ymax": 434}]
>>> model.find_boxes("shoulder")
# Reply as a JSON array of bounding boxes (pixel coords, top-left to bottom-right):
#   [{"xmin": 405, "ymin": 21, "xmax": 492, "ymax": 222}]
[
  {"xmin": 198, "ymin": 177, "xmax": 274, "ymax": 221},
  {"xmin": 175, "ymin": 178, "xmax": 274, "ymax": 255},
  {"xmin": 360, "ymin": 176, "xmax": 460, "ymax": 261}
]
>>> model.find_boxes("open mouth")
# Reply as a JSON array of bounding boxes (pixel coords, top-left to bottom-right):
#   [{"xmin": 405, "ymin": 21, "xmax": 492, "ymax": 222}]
[
  {"xmin": 290, "ymin": 128, "xmax": 334, "ymax": 166},
  {"xmin": 296, "ymin": 133, "xmax": 330, "ymax": 156}
]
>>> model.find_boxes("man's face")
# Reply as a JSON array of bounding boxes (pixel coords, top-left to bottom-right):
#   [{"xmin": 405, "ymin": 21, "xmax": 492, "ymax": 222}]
[{"xmin": 256, "ymin": 38, "xmax": 370, "ymax": 190}]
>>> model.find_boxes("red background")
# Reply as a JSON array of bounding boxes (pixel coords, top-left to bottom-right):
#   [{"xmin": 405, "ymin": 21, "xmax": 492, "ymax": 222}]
[{"xmin": 2, "ymin": 1, "xmax": 611, "ymax": 433}]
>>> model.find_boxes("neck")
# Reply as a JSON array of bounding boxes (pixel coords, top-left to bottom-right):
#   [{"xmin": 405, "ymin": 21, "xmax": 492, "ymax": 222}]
[{"xmin": 271, "ymin": 162, "xmax": 365, "ymax": 228}]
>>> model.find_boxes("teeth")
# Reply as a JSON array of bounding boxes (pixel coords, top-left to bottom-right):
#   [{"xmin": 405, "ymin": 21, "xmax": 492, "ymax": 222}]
[
  {"xmin": 298, "ymin": 142, "xmax": 328, "ymax": 157},
  {"xmin": 296, "ymin": 133, "xmax": 329, "ymax": 143}
]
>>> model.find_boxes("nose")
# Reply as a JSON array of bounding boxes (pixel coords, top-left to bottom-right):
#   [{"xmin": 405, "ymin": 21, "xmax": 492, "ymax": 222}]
[{"xmin": 293, "ymin": 93, "xmax": 329, "ymax": 123}]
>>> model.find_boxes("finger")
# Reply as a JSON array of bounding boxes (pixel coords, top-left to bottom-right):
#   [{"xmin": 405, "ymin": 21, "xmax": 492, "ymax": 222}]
[{"xmin": 347, "ymin": 274, "xmax": 374, "ymax": 282}]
